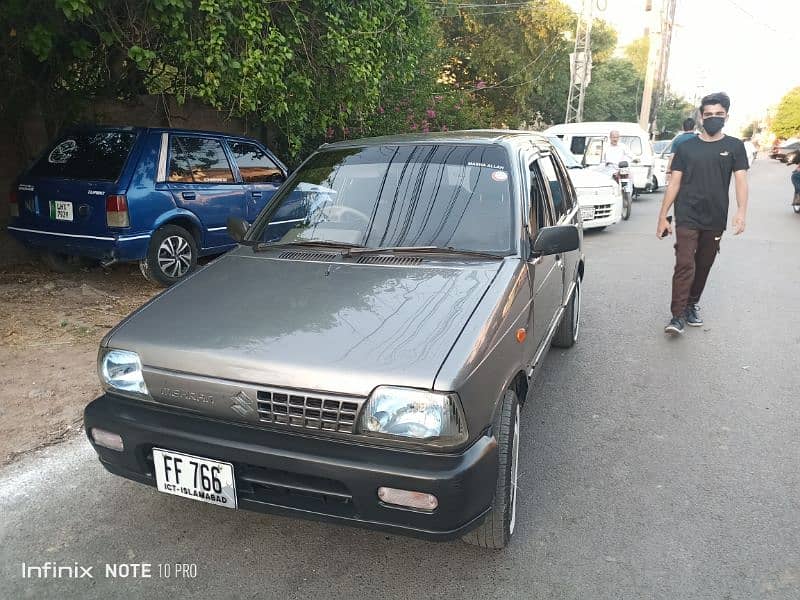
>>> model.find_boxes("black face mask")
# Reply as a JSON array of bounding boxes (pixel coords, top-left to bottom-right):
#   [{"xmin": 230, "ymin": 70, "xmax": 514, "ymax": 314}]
[{"xmin": 703, "ymin": 116, "xmax": 725, "ymax": 135}]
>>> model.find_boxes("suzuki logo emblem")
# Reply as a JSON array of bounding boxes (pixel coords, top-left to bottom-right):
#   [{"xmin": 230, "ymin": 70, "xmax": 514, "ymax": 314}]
[{"xmin": 230, "ymin": 390, "xmax": 255, "ymax": 417}]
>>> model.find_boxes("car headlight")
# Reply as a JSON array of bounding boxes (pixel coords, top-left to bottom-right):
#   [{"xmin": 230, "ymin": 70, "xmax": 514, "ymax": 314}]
[
  {"xmin": 98, "ymin": 349, "xmax": 149, "ymax": 397},
  {"xmin": 358, "ymin": 386, "xmax": 468, "ymax": 447}
]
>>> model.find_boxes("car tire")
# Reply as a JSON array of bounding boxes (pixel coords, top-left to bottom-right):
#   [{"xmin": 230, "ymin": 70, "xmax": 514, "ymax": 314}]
[
  {"xmin": 41, "ymin": 251, "xmax": 88, "ymax": 273},
  {"xmin": 462, "ymin": 388, "xmax": 521, "ymax": 549},
  {"xmin": 648, "ymin": 175, "xmax": 659, "ymax": 193},
  {"xmin": 552, "ymin": 276, "xmax": 581, "ymax": 349},
  {"xmin": 140, "ymin": 224, "xmax": 198, "ymax": 286},
  {"xmin": 621, "ymin": 192, "xmax": 632, "ymax": 221}
]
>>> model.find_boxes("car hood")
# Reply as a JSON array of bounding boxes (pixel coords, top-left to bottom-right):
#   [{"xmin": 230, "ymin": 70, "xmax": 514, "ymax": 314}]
[
  {"xmin": 107, "ymin": 248, "xmax": 501, "ymax": 397},
  {"xmin": 567, "ymin": 168, "xmax": 616, "ymax": 189}
]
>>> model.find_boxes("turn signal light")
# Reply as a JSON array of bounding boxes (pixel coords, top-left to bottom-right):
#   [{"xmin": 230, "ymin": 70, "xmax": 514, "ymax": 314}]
[
  {"xmin": 378, "ymin": 487, "xmax": 438, "ymax": 511},
  {"xmin": 106, "ymin": 194, "xmax": 129, "ymax": 228}
]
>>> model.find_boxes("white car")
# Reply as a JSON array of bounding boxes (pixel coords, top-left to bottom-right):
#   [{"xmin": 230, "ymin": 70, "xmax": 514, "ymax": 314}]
[
  {"xmin": 548, "ymin": 135, "xmax": 623, "ymax": 229},
  {"xmin": 652, "ymin": 139, "xmax": 671, "ymax": 189}
]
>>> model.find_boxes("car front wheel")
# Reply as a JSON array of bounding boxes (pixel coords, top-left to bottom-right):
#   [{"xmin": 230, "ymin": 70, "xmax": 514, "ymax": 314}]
[
  {"xmin": 552, "ymin": 276, "xmax": 581, "ymax": 348},
  {"xmin": 140, "ymin": 224, "xmax": 198, "ymax": 286},
  {"xmin": 462, "ymin": 388, "xmax": 521, "ymax": 549}
]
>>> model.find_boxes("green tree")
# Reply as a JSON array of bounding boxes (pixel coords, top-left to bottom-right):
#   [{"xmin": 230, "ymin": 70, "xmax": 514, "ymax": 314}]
[
  {"xmin": 624, "ymin": 35, "xmax": 649, "ymax": 79},
  {"xmin": 772, "ymin": 87, "xmax": 800, "ymax": 139},
  {"xmin": 1, "ymin": 0, "xmax": 436, "ymax": 158},
  {"xmin": 582, "ymin": 58, "xmax": 641, "ymax": 122},
  {"xmin": 655, "ymin": 89, "xmax": 693, "ymax": 136}
]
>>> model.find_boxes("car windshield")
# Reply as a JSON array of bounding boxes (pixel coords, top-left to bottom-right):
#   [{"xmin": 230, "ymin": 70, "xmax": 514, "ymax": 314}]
[
  {"xmin": 546, "ymin": 136, "xmax": 582, "ymax": 168},
  {"xmin": 249, "ymin": 143, "xmax": 515, "ymax": 255},
  {"xmin": 652, "ymin": 140, "xmax": 671, "ymax": 154}
]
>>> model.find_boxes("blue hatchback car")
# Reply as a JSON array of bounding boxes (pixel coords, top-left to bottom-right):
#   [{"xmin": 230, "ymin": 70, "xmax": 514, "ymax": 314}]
[{"xmin": 8, "ymin": 127, "xmax": 287, "ymax": 285}]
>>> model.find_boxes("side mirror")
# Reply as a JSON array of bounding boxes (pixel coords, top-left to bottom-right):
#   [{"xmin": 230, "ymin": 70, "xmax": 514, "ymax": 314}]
[
  {"xmin": 618, "ymin": 160, "xmax": 629, "ymax": 168},
  {"xmin": 532, "ymin": 225, "xmax": 580, "ymax": 257},
  {"xmin": 227, "ymin": 217, "xmax": 249, "ymax": 242}
]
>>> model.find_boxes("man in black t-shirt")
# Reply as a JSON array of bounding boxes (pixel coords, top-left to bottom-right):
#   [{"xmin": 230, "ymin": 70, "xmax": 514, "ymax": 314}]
[{"xmin": 656, "ymin": 92, "xmax": 749, "ymax": 335}]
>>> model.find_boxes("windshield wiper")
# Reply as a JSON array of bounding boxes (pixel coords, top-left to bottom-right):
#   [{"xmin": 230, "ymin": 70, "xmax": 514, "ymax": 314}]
[
  {"xmin": 251, "ymin": 240, "xmax": 365, "ymax": 253},
  {"xmin": 347, "ymin": 245, "xmax": 504, "ymax": 260}
]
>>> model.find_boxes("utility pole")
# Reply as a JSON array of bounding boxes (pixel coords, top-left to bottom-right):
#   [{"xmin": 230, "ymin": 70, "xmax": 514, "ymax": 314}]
[
  {"xmin": 638, "ymin": 0, "xmax": 661, "ymax": 133},
  {"xmin": 639, "ymin": 0, "xmax": 677, "ymax": 135},
  {"xmin": 565, "ymin": 0, "xmax": 594, "ymax": 123}
]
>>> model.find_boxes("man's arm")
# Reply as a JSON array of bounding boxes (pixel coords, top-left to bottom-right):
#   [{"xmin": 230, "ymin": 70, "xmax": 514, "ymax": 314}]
[
  {"xmin": 732, "ymin": 169, "xmax": 748, "ymax": 234},
  {"xmin": 656, "ymin": 170, "xmax": 682, "ymax": 239}
]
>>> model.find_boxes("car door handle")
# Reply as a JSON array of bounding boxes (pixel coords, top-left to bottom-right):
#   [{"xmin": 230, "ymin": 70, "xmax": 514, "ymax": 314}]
[
  {"xmin": 181, "ymin": 192, "xmax": 196, "ymax": 200},
  {"xmin": 252, "ymin": 191, "xmax": 262, "ymax": 199}
]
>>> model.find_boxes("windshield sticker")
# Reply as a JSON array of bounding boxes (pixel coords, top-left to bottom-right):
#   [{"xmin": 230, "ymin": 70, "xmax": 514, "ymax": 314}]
[
  {"xmin": 491, "ymin": 171, "xmax": 508, "ymax": 182},
  {"xmin": 48, "ymin": 140, "xmax": 77, "ymax": 164},
  {"xmin": 468, "ymin": 161, "xmax": 506, "ymax": 170}
]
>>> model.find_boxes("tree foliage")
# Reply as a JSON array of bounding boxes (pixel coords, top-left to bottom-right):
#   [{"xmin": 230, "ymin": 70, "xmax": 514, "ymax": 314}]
[
  {"xmin": 655, "ymin": 89, "xmax": 694, "ymax": 137},
  {"xmin": 772, "ymin": 87, "xmax": 800, "ymax": 139},
  {"xmin": 0, "ymin": 0, "xmax": 693, "ymax": 158}
]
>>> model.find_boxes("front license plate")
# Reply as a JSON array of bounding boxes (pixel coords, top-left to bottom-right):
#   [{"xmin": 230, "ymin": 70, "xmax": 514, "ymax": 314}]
[
  {"xmin": 580, "ymin": 206, "xmax": 595, "ymax": 221},
  {"xmin": 50, "ymin": 200, "xmax": 73, "ymax": 221},
  {"xmin": 152, "ymin": 448, "xmax": 237, "ymax": 509}
]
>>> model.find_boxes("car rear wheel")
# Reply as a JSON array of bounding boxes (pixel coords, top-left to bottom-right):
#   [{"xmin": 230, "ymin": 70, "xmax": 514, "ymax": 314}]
[
  {"xmin": 140, "ymin": 224, "xmax": 198, "ymax": 286},
  {"xmin": 552, "ymin": 276, "xmax": 581, "ymax": 348},
  {"xmin": 462, "ymin": 388, "xmax": 520, "ymax": 549}
]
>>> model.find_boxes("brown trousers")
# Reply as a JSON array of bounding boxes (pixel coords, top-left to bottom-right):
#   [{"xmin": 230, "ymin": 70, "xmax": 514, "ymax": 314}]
[{"xmin": 671, "ymin": 227, "xmax": 723, "ymax": 317}]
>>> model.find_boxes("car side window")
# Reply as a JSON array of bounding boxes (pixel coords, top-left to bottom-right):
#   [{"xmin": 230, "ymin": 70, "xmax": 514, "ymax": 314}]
[
  {"xmin": 550, "ymin": 154, "xmax": 575, "ymax": 213},
  {"xmin": 529, "ymin": 162, "xmax": 553, "ymax": 235},
  {"xmin": 570, "ymin": 136, "xmax": 586, "ymax": 156},
  {"xmin": 168, "ymin": 136, "xmax": 234, "ymax": 184},
  {"xmin": 228, "ymin": 141, "xmax": 283, "ymax": 183},
  {"xmin": 539, "ymin": 156, "xmax": 568, "ymax": 221}
]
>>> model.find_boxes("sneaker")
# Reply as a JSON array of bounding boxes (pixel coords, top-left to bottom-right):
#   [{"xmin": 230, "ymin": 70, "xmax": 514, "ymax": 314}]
[
  {"xmin": 664, "ymin": 316, "xmax": 685, "ymax": 335},
  {"xmin": 685, "ymin": 304, "xmax": 703, "ymax": 327}
]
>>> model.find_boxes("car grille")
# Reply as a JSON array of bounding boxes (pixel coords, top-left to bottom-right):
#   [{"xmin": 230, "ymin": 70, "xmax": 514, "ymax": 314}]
[
  {"xmin": 593, "ymin": 204, "xmax": 612, "ymax": 219},
  {"xmin": 257, "ymin": 389, "xmax": 362, "ymax": 433}
]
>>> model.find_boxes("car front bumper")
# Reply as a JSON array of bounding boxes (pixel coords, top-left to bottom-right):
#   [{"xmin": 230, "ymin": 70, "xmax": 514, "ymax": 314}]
[
  {"xmin": 577, "ymin": 194, "xmax": 622, "ymax": 229},
  {"xmin": 84, "ymin": 394, "xmax": 498, "ymax": 541}
]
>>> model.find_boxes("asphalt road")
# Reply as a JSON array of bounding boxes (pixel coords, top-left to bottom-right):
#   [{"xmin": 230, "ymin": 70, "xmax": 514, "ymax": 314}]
[{"xmin": 2, "ymin": 157, "xmax": 798, "ymax": 600}]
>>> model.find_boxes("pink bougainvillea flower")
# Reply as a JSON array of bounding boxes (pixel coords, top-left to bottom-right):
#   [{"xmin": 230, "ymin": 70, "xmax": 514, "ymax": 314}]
[
  {"xmin": 426, "ymin": 109, "xmax": 436, "ymax": 119},
  {"xmin": 410, "ymin": 123, "xmax": 418, "ymax": 131},
  {"xmin": 476, "ymin": 81, "xmax": 486, "ymax": 90},
  {"xmin": 378, "ymin": 106, "xmax": 385, "ymax": 114},
  {"xmin": 434, "ymin": 95, "xmax": 443, "ymax": 102}
]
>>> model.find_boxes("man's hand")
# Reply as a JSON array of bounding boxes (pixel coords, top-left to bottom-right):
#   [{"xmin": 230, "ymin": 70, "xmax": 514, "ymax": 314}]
[
  {"xmin": 733, "ymin": 211, "xmax": 746, "ymax": 235},
  {"xmin": 656, "ymin": 215, "xmax": 672, "ymax": 239}
]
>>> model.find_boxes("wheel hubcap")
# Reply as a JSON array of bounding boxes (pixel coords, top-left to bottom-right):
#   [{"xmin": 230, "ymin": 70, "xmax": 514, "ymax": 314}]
[
  {"xmin": 509, "ymin": 402, "xmax": 521, "ymax": 535},
  {"xmin": 157, "ymin": 235, "xmax": 192, "ymax": 278}
]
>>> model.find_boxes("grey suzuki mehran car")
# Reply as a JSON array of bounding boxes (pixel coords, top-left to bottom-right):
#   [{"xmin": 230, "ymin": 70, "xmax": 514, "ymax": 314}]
[{"xmin": 85, "ymin": 131, "xmax": 585, "ymax": 548}]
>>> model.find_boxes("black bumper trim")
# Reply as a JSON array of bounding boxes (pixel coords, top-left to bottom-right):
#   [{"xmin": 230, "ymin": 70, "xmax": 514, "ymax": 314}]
[{"xmin": 85, "ymin": 394, "xmax": 498, "ymax": 541}]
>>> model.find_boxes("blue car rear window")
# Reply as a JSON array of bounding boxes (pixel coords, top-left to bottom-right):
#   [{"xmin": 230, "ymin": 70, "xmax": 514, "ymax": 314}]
[{"xmin": 29, "ymin": 131, "xmax": 136, "ymax": 181}]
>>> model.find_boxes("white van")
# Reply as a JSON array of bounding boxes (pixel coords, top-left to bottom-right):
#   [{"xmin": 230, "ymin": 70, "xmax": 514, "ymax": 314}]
[{"xmin": 543, "ymin": 122, "xmax": 656, "ymax": 192}]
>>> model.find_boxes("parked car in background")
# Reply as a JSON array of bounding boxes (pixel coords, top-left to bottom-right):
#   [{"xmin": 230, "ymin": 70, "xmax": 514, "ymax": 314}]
[
  {"xmin": 547, "ymin": 135, "xmax": 623, "ymax": 229},
  {"xmin": 543, "ymin": 121, "xmax": 656, "ymax": 193},
  {"xmin": 8, "ymin": 127, "xmax": 287, "ymax": 285},
  {"xmin": 651, "ymin": 139, "xmax": 672, "ymax": 189},
  {"xmin": 743, "ymin": 140, "xmax": 757, "ymax": 165},
  {"xmin": 84, "ymin": 130, "xmax": 585, "ymax": 549},
  {"xmin": 770, "ymin": 138, "xmax": 800, "ymax": 163}
]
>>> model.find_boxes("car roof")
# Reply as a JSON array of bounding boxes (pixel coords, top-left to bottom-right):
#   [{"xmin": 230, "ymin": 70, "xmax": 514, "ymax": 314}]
[
  {"xmin": 320, "ymin": 129, "xmax": 553, "ymax": 151},
  {"xmin": 544, "ymin": 121, "xmax": 649, "ymax": 136},
  {"xmin": 59, "ymin": 125, "xmax": 263, "ymax": 142}
]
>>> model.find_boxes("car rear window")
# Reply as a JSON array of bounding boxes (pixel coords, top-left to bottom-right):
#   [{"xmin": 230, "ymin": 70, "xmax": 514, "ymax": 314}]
[{"xmin": 29, "ymin": 131, "xmax": 136, "ymax": 181}]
